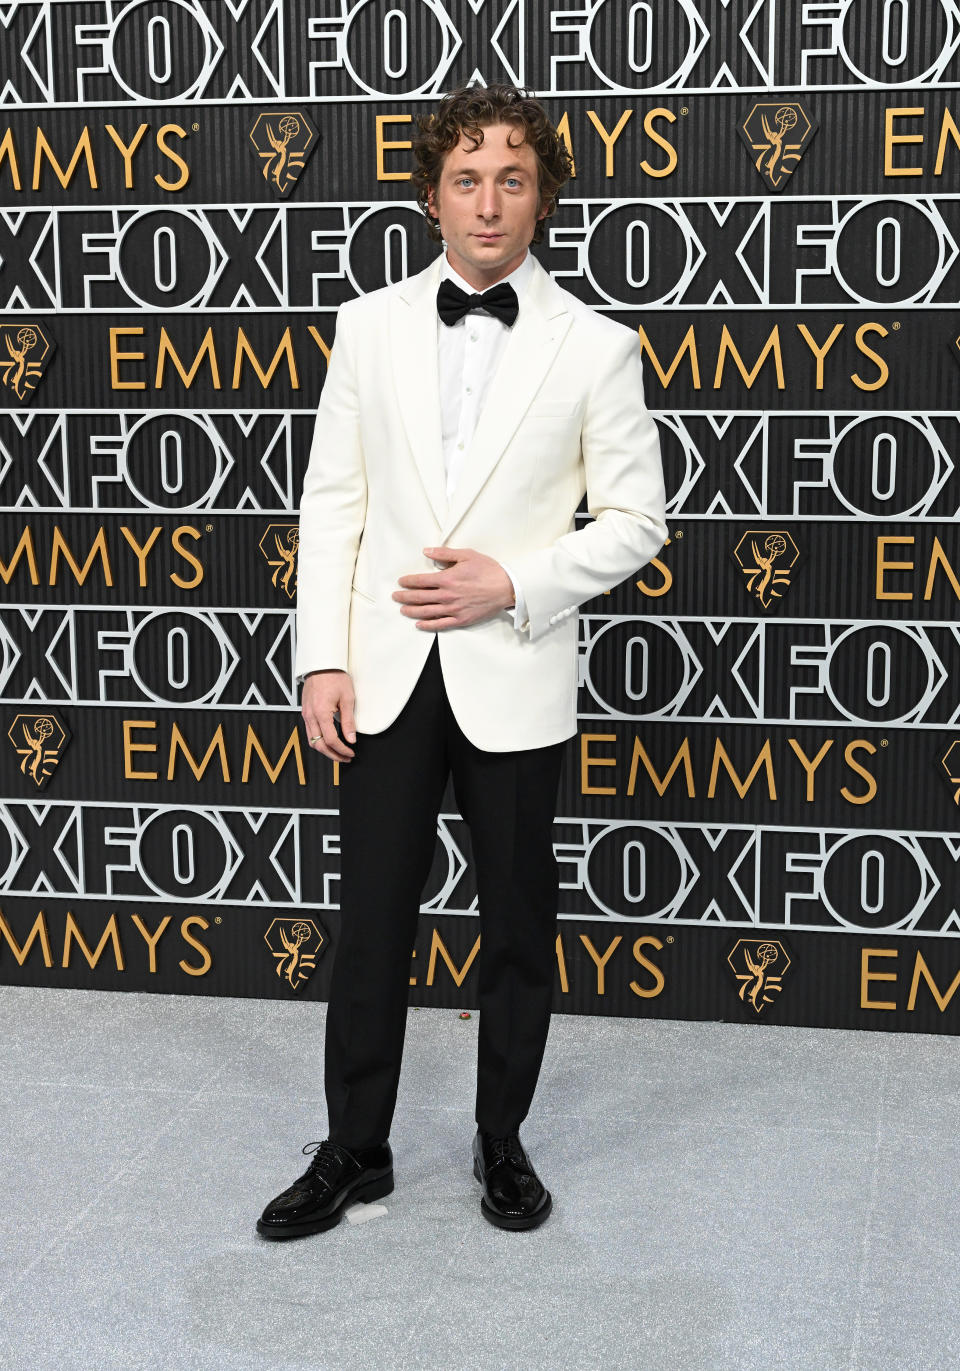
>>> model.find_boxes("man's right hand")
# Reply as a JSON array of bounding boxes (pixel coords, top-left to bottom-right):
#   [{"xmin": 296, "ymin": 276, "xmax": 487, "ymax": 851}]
[{"xmin": 301, "ymin": 670, "xmax": 357, "ymax": 763}]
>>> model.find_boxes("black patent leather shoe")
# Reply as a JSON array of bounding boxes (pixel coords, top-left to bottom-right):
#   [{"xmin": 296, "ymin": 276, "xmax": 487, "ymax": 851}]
[
  {"xmin": 257, "ymin": 1137, "xmax": 393, "ymax": 1240},
  {"xmin": 472, "ymin": 1128, "xmax": 552, "ymax": 1230}
]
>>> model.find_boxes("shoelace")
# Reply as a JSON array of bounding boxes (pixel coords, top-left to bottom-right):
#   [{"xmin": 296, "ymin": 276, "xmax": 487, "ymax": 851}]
[
  {"xmin": 488, "ymin": 1133, "xmax": 525, "ymax": 1166},
  {"xmin": 301, "ymin": 1138, "xmax": 351, "ymax": 1181}
]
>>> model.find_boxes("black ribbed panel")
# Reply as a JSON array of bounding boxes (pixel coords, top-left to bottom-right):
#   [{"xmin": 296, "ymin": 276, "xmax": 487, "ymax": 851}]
[{"xmin": 0, "ymin": 2, "xmax": 958, "ymax": 1031}]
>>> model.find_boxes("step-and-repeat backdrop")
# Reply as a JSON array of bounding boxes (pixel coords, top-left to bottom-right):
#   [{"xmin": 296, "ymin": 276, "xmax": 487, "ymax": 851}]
[{"xmin": 2, "ymin": 0, "xmax": 959, "ymax": 1033}]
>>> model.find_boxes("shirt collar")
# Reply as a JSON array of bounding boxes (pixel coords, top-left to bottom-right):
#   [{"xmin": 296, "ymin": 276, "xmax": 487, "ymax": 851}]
[{"xmin": 440, "ymin": 249, "xmax": 534, "ymax": 309}]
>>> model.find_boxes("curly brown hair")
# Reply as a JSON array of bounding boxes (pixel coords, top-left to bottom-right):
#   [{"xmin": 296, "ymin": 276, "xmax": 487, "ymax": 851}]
[{"xmin": 410, "ymin": 85, "xmax": 573, "ymax": 246}]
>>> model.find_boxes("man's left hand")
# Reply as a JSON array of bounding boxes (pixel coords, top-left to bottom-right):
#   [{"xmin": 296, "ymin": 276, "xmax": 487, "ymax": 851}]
[{"xmin": 394, "ymin": 546, "xmax": 515, "ymax": 630}]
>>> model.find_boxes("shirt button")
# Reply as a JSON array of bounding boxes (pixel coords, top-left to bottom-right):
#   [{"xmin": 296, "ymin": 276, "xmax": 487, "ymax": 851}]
[
  {"xmin": 465, "ymin": 385, "xmax": 472, "ymax": 394},
  {"xmin": 469, "ymin": 332, "xmax": 477, "ymax": 341},
  {"xmin": 457, "ymin": 441, "xmax": 464, "ymax": 450}
]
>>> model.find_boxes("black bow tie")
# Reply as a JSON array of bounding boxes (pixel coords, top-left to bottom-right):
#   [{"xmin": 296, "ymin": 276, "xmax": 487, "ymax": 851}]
[{"xmin": 437, "ymin": 278, "xmax": 519, "ymax": 328}]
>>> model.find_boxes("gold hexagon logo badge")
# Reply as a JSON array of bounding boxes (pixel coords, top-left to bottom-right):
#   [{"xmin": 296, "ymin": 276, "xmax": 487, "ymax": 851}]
[
  {"xmin": 0, "ymin": 321, "xmax": 55, "ymax": 402},
  {"xmin": 7, "ymin": 710, "xmax": 70, "ymax": 789},
  {"xmin": 265, "ymin": 917, "xmax": 326, "ymax": 991},
  {"xmin": 940, "ymin": 741, "xmax": 960, "ymax": 804},
  {"xmin": 732, "ymin": 530, "xmax": 800, "ymax": 608},
  {"xmin": 727, "ymin": 939, "xmax": 791, "ymax": 1014},
  {"xmin": 248, "ymin": 111, "xmax": 319, "ymax": 197},
  {"xmin": 259, "ymin": 522, "xmax": 299, "ymax": 599},
  {"xmin": 738, "ymin": 102, "xmax": 818, "ymax": 192}
]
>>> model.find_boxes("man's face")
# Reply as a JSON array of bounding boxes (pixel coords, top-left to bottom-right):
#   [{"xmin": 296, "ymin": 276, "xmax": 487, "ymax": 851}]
[{"xmin": 427, "ymin": 121, "xmax": 547, "ymax": 290}]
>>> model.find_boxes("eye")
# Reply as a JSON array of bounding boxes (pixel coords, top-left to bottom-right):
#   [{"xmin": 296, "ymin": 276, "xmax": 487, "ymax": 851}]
[
  {"xmin": 456, "ymin": 177, "xmax": 474, "ymax": 188},
  {"xmin": 504, "ymin": 177, "xmax": 521, "ymax": 187}
]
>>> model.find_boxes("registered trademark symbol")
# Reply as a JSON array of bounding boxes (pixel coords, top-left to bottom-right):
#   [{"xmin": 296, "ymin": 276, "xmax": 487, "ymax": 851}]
[
  {"xmin": 674, "ymin": 530, "xmax": 684, "ymax": 539},
  {"xmin": 880, "ymin": 739, "xmax": 889, "ymax": 747},
  {"xmin": 680, "ymin": 107, "xmax": 689, "ymax": 116},
  {"xmin": 666, "ymin": 935, "xmax": 675, "ymax": 944},
  {"xmin": 192, "ymin": 122, "xmax": 200, "ymax": 132},
  {"xmin": 214, "ymin": 916, "xmax": 222, "ymax": 924},
  {"xmin": 892, "ymin": 321, "xmax": 901, "ymax": 330},
  {"xmin": 205, "ymin": 523, "xmax": 213, "ymax": 532}
]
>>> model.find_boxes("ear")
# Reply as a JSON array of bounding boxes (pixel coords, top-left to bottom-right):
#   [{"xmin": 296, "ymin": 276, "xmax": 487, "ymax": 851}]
[{"xmin": 426, "ymin": 184, "xmax": 439, "ymax": 222}]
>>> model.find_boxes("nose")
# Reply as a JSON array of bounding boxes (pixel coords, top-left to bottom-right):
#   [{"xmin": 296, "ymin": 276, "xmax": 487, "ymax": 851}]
[{"xmin": 477, "ymin": 182, "xmax": 501, "ymax": 220}]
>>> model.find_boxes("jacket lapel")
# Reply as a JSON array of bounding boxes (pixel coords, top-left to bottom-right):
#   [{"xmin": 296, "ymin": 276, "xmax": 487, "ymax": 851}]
[
  {"xmin": 388, "ymin": 253, "xmax": 574, "ymax": 534},
  {"xmin": 390, "ymin": 255, "xmax": 448, "ymax": 527},
  {"xmin": 441, "ymin": 256, "xmax": 573, "ymax": 538}
]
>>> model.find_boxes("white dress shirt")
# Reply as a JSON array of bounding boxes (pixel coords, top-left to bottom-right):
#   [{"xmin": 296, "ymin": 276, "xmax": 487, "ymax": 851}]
[{"xmin": 438, "ymin": 250, "xmax": 531, "ymax": 633}]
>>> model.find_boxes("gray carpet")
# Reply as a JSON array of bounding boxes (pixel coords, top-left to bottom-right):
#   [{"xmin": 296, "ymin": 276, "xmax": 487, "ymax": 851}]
[{"xmin": 0, "ymin": 984, "xmax": 955, "ymax": 1370}]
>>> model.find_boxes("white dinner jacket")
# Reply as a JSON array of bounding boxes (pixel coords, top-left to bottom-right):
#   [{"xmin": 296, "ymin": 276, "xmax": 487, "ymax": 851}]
[{"xmin": 294, "ymin": 251, "xmax": 667, "ymax": 752}]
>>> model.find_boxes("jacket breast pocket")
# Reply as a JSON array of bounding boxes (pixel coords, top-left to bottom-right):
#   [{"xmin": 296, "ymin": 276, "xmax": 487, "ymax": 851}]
[{"xmin": 526, "ymin": 399, "xmax": 582, "ymax": 421}]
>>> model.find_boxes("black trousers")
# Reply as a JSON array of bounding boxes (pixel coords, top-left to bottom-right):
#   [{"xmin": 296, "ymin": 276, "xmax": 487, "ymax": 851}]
[{"xmin": 324, "ymin": 638, "xmax": 565, "ymax": 1149}]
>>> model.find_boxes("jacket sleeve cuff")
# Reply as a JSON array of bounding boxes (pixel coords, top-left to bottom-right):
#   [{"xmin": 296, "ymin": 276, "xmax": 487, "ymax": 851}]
[{"xmin": 496, "ymin": 558, "xmax": 530, "ymax": 635}]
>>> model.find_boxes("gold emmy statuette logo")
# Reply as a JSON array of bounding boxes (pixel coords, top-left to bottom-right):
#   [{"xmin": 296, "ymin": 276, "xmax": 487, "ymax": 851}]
[
  {"xmin": 727, "ymin": 939, "xmax": 791, "ymax": 1014},
  {"xmin": 0, "ymin": 322, "xmax": 55, "ymax": 402},
  {"xmin": 732, "ymin": 530, "xmax": 799, "ymax": 609},
  {"xmin": 940, "ymin": 741, "xmax": 960, "ymax": 803},
  {"xmin": 264, "ymin": 918, "xmax": 326, "ymax": 991},
  {"xmin": 259, "ymin": 523, "xmax": 299, "ymax": 599},
  {"xmin": 248, "ymin": 111, "xmax": 319, "ymax": 197},
  {"xmin": 7, "ymin": 711, "xmax": 70, "ymax": 789},
  {"xmin": 737, "ymin": 102, "xmax": 818, "ymax": 192}
]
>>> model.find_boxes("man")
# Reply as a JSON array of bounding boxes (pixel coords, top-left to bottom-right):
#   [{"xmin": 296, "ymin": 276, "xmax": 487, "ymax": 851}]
[{"xmin": 257, "ymin": 85, "xmax": 667, "ymax": 1239}]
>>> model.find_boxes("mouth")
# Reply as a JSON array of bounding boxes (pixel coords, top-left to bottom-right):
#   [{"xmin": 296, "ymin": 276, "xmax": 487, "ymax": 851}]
[{"xmin": 474, "ymin": 233, "xmax": 504, "ymax": 241}]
